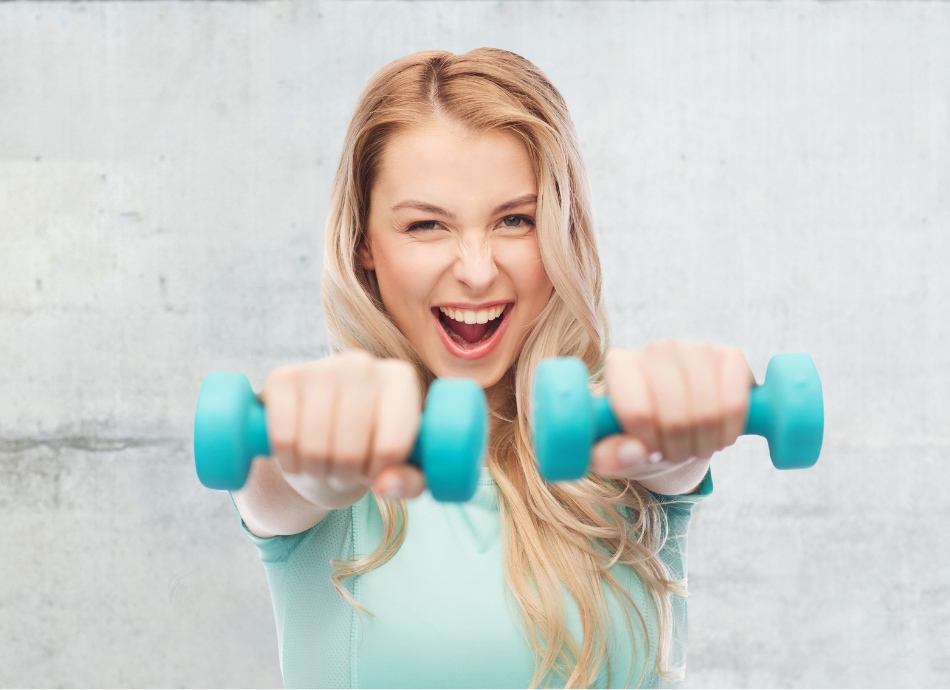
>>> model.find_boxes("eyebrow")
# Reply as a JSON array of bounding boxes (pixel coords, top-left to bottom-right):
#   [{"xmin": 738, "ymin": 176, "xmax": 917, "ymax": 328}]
[{"xmin": 390, "ymin": 194, "xmax": 538, "ymax": 219}]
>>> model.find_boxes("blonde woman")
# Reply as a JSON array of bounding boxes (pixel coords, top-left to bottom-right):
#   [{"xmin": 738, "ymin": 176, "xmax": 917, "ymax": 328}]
[{"xmin": 232, "ymin": 48, "xmax": 752, "ymax": 688}]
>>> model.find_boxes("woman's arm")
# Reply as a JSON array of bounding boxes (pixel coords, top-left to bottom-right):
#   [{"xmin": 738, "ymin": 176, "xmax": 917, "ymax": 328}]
[{"xmin": 231, "ymin": 459, "xmax": 336, "ymax": 539}]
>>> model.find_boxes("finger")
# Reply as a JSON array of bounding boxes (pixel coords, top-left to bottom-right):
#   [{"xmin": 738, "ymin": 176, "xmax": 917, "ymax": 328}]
[
  {"xmin": 604, "ymin": 347, "xmax": 660, "ymax": 454},
  {"xmin": 720, "ymin": 348, "xmax": 754, "ymax": 449},
  {"xmin": 296, "ymin": 366, "xmax": 336, "ymax": 484},
  {"xmin": 261, "ymin": 367, "xmax": 302, "ymax": 475},
  {"xmin": 328, "ymin": 356, "xmax": 378, "ymax": 490},
  {"xmin": 373, "ymin": 463, "xmax": 427, "ymax": 501},
  {"xmin": 367, "ymin": 360, "xmax": 422, "ymax": 480},
  {"xmin": 677, "ymin": 343, "xmax": 721, "ymax": 460},
  {"xmin": 590, "ymin": 434, "xmax": 655, "ymax": 477},
  {"xmin": 642, "ymin": 343, "xmax": 693, "ymax": 464},
  {"xmin": 591, "ymin": 435, "xmax": 682, "ymax": 482}
]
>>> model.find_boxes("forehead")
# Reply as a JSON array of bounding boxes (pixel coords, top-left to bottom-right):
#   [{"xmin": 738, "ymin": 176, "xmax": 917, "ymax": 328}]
[{"xmin": 372, "ymin": 121, "xmax": 537, "ymax": 204}]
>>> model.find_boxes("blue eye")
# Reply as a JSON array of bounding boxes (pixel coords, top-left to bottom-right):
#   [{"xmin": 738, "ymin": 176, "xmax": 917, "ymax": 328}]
[
  {"xmin": 501, "ymin": 215, "xmax": 534, "ymax": 228},
  {"xmin": 407, "ymin": 220, "xmax": 440, "ymax": 232}
]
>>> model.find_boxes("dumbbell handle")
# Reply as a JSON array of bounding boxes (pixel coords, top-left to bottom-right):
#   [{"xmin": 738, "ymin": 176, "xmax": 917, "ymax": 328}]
[
  {"xmin": 205, "ymin": 394, "xmax": 426, "ymax": 469},
  {"xmin": 591, "ymin": 387, "xmax": 768, "ymax": 439},
  {"xmin": 234, "ymin": 401, "xmax": 270, "ymax": 461}
]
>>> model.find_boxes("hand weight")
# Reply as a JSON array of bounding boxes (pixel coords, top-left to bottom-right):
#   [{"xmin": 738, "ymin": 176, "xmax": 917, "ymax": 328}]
[
  {"xmin": 532, "ymin": 353, "xmax": 824, "ymax": 481},
  {"xmin": 193, "ymin": 373, "xmax": 489, "ymax": 502}
]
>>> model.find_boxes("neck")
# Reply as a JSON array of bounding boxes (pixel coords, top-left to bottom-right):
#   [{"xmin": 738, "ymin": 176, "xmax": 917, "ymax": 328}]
[{"xmin": 484, "ymin": 367, "xmax": 517, "ymax": 436}]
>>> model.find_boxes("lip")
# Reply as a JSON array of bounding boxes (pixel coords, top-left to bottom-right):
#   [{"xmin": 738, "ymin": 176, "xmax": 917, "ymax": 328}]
[
  {"xmin": 434, "ymin": 300, "xmax": 512, "ymax": 311},
  {"xmin": 431, "ymin": 302, "xmax": 514, "ymax": 361}
]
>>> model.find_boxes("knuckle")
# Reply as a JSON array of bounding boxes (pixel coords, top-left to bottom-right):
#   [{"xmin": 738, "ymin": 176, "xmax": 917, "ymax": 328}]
[
  {"xmin": 269, "ymin": 432, "xmax": 297, "ymax": 457},
  {"xmin": 722, "ymin": 372, "xmax": 750, "ymax": 402},
  {"xmin": 660, "ymin": 414, "xmax": 691, "ymax": 437},
  {"xmin": 724, "ymin": 346, "xmax": 749, "ymax": 370},
  {"xmin": 264, "ymin": 365, "xmax": 296, "ymax": 394},
  {"xmin": 679, "ymin": 340, "xmax": 700, "ymax": 354},
  {"xmin": 296, "ymin": 436, "xmax": 328, "ymax": 462},
  {"xmin": 380, "ymin": 357, "xmax": 413, "ymax": 382},
  {"xmin": 605, "ymin": 350, "xmax": 636, "ymax": 379},
  {"xmin": 300, "ymin": 365, "xmax": 326, "ymax": 389},
  {"xmin": 649, "ymin": 338, "xmax": 677, "ymax": 352},
  {"xmin": 347, "ymin": 348, "xmax": 374, "ymax": 361},
  {"xmin": 343, "ymin": 347, "xmax": 375, "ymax": 368},
  {"xmin": 332, "ymin": 448, "xmax": 366, "ymax": 468},
  {"xmin": 693, "ymin": 411, "xmax": 721, "ymax": 431},
  {"xmin": 724, "ymin": 399, "xmax": 748, "ymax": 421},
  {"xmin": 373, "ymin": 443, "xmax": 409, "ymax": 467},
  {"xmin": 642, "ymin": 339, "xmax": 681, "ymax": 366},
  {"xmin": 381, "ymin": 359, "xmax": 423, "ymax": 402},
  {"xmin": 696, "ymin": 342, "xmax": 718, "ymax": 362},
  {"xmin": 614, "ymin": 404, "xmax": 651, "ymax": 431}
]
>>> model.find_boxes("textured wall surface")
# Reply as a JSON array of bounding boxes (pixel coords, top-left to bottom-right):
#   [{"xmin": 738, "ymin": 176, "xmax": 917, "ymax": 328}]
[{"xmin": 1, "ymin": 1, "xmax": 948, "ymax": 687}]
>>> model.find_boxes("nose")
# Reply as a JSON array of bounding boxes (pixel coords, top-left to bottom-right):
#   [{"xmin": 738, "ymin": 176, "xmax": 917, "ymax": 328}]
[{"xmin": 452, "ymin": 233, "xmax": 498, "ymax": 294}]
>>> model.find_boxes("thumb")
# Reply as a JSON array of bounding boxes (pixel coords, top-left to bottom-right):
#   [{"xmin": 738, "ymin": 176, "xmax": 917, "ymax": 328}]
[
  {"xmin": 372, "ymin": 464, "xmax": 427, "ymax": 501},
  {"xmin": 590, "ymin": 435, "xmax": 662, "ymax": 478}
]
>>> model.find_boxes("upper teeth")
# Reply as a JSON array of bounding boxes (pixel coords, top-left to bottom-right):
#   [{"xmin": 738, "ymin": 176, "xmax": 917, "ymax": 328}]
[{"xmin": 439, "ymin": 305, "xmax": 506, "ymax": 325}]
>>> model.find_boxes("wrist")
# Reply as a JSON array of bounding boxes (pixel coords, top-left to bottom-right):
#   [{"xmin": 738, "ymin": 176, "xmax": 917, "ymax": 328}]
[
  {"xmin": 636, "ymin": 456, "xmax": 712, "ymax": 496},
  {"xmin": 281, "ymin": 469, "xmax": 370, "ymax": 510}
]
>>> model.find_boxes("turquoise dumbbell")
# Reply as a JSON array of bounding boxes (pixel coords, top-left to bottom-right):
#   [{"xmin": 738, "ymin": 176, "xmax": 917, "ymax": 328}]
[
  {"xmin": 532, "ymin": 353, "xmax": 824, "ymax": 481},
  {"xmin": 193, "ymin": 373, "xmax": 488, "ymax": 502}
]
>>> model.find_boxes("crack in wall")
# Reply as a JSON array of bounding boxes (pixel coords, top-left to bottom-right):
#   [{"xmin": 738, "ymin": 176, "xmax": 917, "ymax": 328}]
[{"xmin": 0, "ymin": 437, "xmax": 188, "ymax": 453}]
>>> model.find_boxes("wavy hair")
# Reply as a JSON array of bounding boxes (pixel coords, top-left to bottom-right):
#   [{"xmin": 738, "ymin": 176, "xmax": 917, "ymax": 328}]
[{"xmin": 322, "ymin": 48, "xmax": 685, "ymax": 687}]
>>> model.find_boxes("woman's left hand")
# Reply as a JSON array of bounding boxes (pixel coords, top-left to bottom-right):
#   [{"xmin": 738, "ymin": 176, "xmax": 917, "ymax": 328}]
[{"xmin": 590, "ymin": 340, "xmax": 754, "ymax": 495}]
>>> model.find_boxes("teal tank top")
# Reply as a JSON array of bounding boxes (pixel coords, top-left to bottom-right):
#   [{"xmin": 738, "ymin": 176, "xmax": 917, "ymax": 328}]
[{"xmin": 236, "ymin": 468, "xmax": 711, "ymax": 688}]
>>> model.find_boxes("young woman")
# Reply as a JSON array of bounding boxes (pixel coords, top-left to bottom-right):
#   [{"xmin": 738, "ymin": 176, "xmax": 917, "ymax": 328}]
[{"xmin": 232, "ymin": 48, "xmax": 752, "ymax": 688}]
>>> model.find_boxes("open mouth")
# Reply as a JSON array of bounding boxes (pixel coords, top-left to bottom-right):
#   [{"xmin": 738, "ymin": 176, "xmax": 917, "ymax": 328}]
[{"xmin": 433, "ymin": 303, "xmax": 513, "ymax": 350}]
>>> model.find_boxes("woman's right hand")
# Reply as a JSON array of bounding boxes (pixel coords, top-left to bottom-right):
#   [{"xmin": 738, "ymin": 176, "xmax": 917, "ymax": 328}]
[{"xmin": 259, "ymin": 349, "xmax": 428, "ymax": 509}]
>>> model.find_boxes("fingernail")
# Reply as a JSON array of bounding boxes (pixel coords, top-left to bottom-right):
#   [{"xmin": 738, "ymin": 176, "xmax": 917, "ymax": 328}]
[
  {"xmin": 648, "ymin": 451, "xmax": 664, "ymax": 464},
  {"xmin": 384, "ymin": 478, "xmax": 404, "ymax": 500},
  {"xmin": 618, "ymin": 440, "xmax": 647, "ymax": 466}
]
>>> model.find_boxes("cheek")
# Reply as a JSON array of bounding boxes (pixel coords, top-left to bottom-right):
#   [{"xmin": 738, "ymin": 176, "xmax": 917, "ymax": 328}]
[
  {"xmin": 525, "ymin": 256, "xmax": 553, "ymax": 294},
  {"xmin": 375, "ymin": 245, "xmax": 442, "ymax": 307},
  {"xmin": 504, "ymin": 240, "xmax": 553, "ymax": 301}
]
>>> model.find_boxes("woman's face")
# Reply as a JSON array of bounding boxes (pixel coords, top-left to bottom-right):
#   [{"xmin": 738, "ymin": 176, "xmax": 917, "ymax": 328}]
[{"xmin": 360, "ymin": 118, "xmax": 553, "ymax": 393}]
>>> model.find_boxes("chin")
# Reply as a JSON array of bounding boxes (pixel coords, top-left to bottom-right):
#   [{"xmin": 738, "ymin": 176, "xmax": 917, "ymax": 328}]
[{"xmin": 426, "ymin": 350, "xmax": 512, "ymax": 390}]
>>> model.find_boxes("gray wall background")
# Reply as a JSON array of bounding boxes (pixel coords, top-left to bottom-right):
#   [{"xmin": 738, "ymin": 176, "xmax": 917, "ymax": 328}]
[{"xmin": 1, "ymin": 0, "xmax": 948, "ymax": 687}]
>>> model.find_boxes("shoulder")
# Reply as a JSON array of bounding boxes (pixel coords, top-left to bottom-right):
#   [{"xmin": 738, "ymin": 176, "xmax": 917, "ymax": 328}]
[{"xmin": 647, "ymin": 469, "xmax": 712, "ymax": 579}]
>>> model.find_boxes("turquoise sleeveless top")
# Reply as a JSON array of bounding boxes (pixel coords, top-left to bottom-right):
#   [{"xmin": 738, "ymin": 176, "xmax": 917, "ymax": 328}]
[{"xmin": 236, "ymin": 468, "xmax": 712, "ymax": 688}]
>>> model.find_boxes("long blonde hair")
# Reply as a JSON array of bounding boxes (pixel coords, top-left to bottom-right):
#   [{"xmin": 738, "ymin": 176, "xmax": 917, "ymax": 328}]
[{"xmin": 322, "ymin": 48, "xmax": 684, "ymax": 687}]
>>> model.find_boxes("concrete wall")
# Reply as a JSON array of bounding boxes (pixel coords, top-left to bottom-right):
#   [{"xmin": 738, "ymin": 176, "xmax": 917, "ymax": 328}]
[{"xmin": 1, "ymin": 1, "xmax": 948, "ymax": 686}]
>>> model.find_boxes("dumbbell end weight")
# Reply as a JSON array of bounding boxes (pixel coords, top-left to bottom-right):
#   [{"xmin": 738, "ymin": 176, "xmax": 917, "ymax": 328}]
[
  {"xmin": 533, "ymin": 358, "xmax": 596, "ymax": 482},
  {"xmin": 194, "ymin": 372, "xmax": 270, "ymax": 491},
  {"xmin": 746, "ymin": 354, "xmax": 824, "ymax": 470},
  {"xmin": 419, "ymin": 378, "xmax": 489, "ymax": 502}
]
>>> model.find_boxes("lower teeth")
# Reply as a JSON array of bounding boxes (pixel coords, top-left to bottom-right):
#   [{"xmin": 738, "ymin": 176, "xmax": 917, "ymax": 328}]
[{"xmin": 441, "ymin": 313, "xmax": 502, "ymax": 347}]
